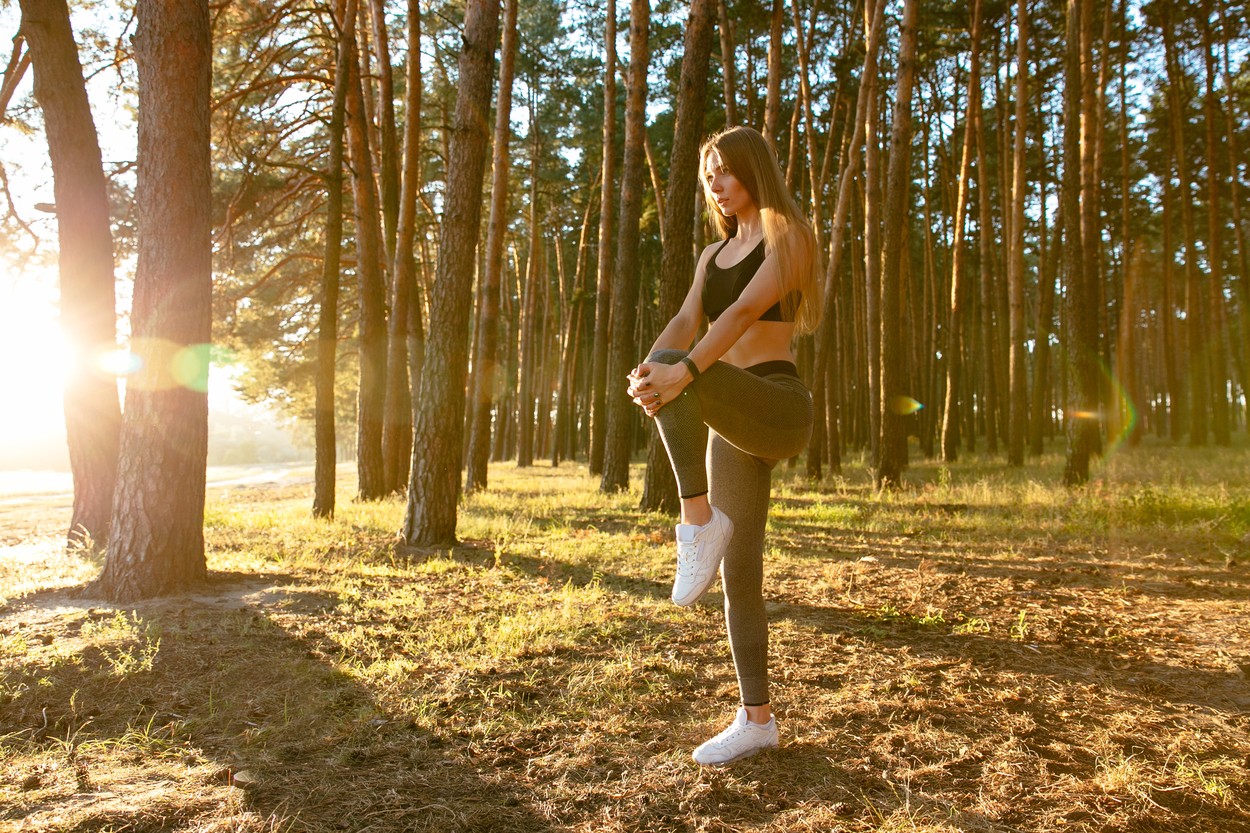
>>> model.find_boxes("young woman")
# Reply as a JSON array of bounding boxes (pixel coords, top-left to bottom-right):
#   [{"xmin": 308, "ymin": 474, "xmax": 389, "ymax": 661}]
[{"xmin": 625, "ymin": 125, "xmax": 821, "ymax": 765}]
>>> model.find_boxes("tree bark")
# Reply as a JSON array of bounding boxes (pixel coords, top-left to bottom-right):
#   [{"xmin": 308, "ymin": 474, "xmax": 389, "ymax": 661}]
[
  {"xmin": 1201, "ymin": 4, "xmax": 1231, "ymax": 446},
  {"xmin": 763, "ymin": 0, "xmax": 784, "ymax": 145},
  {"xmin": 1062, "ymin": 0, "xmax": 1100, "ymax": 485},
  {"xmin": 1163, "ymin": 11, "xmax": 1207, "ymax": 446},
  {"xmin": 877, "ymin": 0, "xmax": 917, "ymax": 489},
  {"xmin": 589, "ymin": 0, "xmax": 618, "ymax": 475},
  {"xmin": 313, "ymin": 0, "xmax": 356, "ymax": 519},
  {"xmin": 94, "ymin": 0, "xmax": 211, "ymax": 601},
  {"xmin": 717, "ymin": 0, "xmax": 737, "ymax": 126},
  {"xmin": 383, "ymin": 0, "xmax": 425, "ymax": 494},
  {"xmin": 940, "ymin": 0, "xmax": 981, "ymax": 463},
  {"xmin": 600, "ymin": 0, "xmax": 650, "ymax": 493},
  {"xmin": 1007, "ymin": 0, "xmax": 1028, "ymax": 466},
  {"xmin": 640, "ymin": 0, "xmax": 715, "ymax": 513},
  {"xmin": 401, "ymin": 0, "xmax": 500, "ymax": 547},
  {"xmin": 345, "ymin": 29, "xmax": 389, "ymax": 499},
  {"xmin": 810, "ymin": 0, "xmax": 886, "ymax": 478},
  {"xmin": 18, "ymin": 0, "xmax": 120, "ymax": 548},
  {"xmin": 465, "ymin": 0, "xmax": 517, "ymax": 492}
]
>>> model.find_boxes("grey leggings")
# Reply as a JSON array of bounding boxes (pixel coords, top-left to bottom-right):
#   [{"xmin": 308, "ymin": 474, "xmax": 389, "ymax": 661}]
[{"xmin": 648, "ymin": 349, "xmax": 813, "ymax": 706}]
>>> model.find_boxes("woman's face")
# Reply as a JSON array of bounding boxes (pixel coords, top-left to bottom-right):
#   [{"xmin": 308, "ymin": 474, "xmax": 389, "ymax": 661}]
[{"xmin": 704, "ymin": 149, "xmax": 753, "ymax": 218}]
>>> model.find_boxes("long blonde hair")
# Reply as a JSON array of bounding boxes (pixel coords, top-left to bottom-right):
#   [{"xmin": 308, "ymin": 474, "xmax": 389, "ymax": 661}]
[{"xmin": 699, "ymin": 126, "xmax": 822, "ymax": 334}]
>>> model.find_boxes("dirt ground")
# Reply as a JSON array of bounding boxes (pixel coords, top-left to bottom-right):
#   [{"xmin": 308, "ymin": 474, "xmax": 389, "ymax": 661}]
[{"xmin": 2, "ymin": 461, "xmax": 1249, "ymax": 832}]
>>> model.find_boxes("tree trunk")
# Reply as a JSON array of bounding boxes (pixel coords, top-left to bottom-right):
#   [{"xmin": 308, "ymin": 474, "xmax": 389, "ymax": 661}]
[
  {"xmin": 589, "ymin": 0, "xmax": 617, "ymax": 475},
  {"xmin": 810, "ymin": 0, "xmax": 886, "ymax": 478},
  {"xmin": 465, "ymin": 0, "xmax": 517, "ymax": 492},
  {"xmin": 1163, "ymin": 11, "xmax": 1207, "ymax": 446},
  {"xmin": 1007, "ymin": 0, "xmax": 1028, "ymax": 466},
  {"xmin": 863, "ymin": 9, "xmax": 882, "ymax": 478},
  {"xmin": 94, "ymin": 0, "xmax": 211, "ymax": 601},
  {"xmin": 763, "ymin": 0, "xmax": 783, "ymax": 145},
  {"xmin": 1062, "ymin": 0, "xmax": 1100, "ymax": 485},
  {"xmin": 600, "ymin": 0, "xmax": 649, "ymax": 493},
  {"xmin": 19, "ymin": 0, "xmax": 120, "ymax": 548},
  {"xmin": 975, "ymin": 101, "xmax": 999, "ymax": 455},
  {"xmin": 1201, "ymin": 5, "xmax": 1231, "ymax": 446},
  {"xmin": 717, "ymin": 0, "xmax": 737, "ymax": 126},
  {"xmin": 313, "ymin": 0, "xmax": 357, "ymax": 519},
  {"xmin": 940, "ymin": 0, "xmax": 981, "ymax": 463},
  {"xmin": 401, "ymin": 0, "xmax": 500, "ymax": 547},
  {"xmin": 517, "ymin": 138, "xmax": 544, "ymax": 468},
  {"xmin": 877, "ymin": 0, "xmax": 917, "ymax": 489},
  {"xmin": 640, "ymin": 0, "xmax": 715, "ymax": 513},
  {"xmin": 383, "ymin": 0, "xmax": 425, "ymax": 493},
  {"xmin": 346, "ymin": 31, "xmax": 389, "ymax": 499}
]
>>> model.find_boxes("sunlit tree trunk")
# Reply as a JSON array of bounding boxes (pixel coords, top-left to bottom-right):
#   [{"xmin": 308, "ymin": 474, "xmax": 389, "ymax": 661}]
[
  {"xmin": 465, "ymin": 0, "xmax": 517, "ymax": 492},
  {"xmin": 763, "ymin": 0, "xmax": 783, "ymax": 144},
  {"xmin": 346, "ymin": 28, "xmax": 389, "ymax": 499},
  {"xmin": 1201, "ymin": 4, "xmax": 1231, "ymax": 446},
  {"xmin": 941, "ymin": 0, "xmax": 981, "ymax": 463},
  {"xmin": 382, "ymin": 0, "xmax": 423, "ymax": 494},
  {"xmin": 877, "ymin": 0, "xmax": 917, "ymax": 489},
  {"xmin": 1063, "ymin": 0, "xmax": 1100, "ymax": 485},
  {"xmin": 810, "ymin": 0, "xmax": 886, "ymax": 479},
  {"xmin": 640, "ymin": 0, "xmax": 715, "ymax": 513},
  {"xmin": 1007, "ymin": 0, "xmax": 1028, "ymax": 466},
  {"xmin": 517, "ymin": 128, "xmax": 544, "ymax": 468},
  {"xmin": 1163, "ymin": 11, "xmax": 1208, "ymax": 446},
  {"xmin": 401, "ymin": 0, "xmax": 500, "ymax": 547},
  {"xmin": 717, "ymin": 0, "xmax": 737, "ymax": 125},
  {"xmin": 19, "ymin": 0, "xmax": 120, "ymax": 548},
  {"xmin": 600, "ymin": 0, "xmax": 649, "ymax": 493},
  {"xmin": 588, "ymin": 0, "xmax": 617, "ymax": 475},
  {"xmin": 313, "ymin": 0, "xmax": 356, "ymax": 519},
  {"xmin": 94, "ymin": 0, "xmax": 211, "ymax": 601}
]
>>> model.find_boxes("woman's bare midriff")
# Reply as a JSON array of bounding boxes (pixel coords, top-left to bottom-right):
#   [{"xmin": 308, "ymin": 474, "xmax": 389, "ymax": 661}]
[{"xmin": 719, "ymin": 320, "xmax": 797, "ymax": 369}]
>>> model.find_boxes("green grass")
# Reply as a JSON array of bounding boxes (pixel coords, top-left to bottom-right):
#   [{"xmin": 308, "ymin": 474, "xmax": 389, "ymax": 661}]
[{"xmin": 2, "ymin": 442, "xmax": 1249, "ymax": 832}]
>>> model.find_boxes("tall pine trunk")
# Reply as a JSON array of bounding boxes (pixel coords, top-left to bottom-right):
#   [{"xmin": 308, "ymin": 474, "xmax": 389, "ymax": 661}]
[
  {"xmin": 94, "ymin": 0, "xmax": 211, "ymax": 601},
  {"xmin": 401, "ymin": 0, "xmax": 500, "ymax": 547},
  {"xmin": 19, "ymin": 0, "xmax": 121, "ymax": 548},
  {"xmin": 588, "ymin": 0, "xmax": 617, "ymax": 475},
  {"xmin": 1063, "ymin": 0, "xmax": 1100, "ymax": 485},
  {"xmin": 465, "ymin": 0, "xmax": 517, "ymax": 492},
  {"xmin": 388, "ymin": 0, "xmax": 426, "ymax": 492},
  {"xmin": 346, "ymin": 31, "xmax": 389, "ymax": 499},
  {"xmin": 600, "ymin": 0, "xmax": 650, "ymax": 493},
  {"xmin": 941, "ymin": 0, "xmax": 981, "ymax": 463},
  {"xmin": 877, "ymin": 0, "xmax": 917, "ymax": 489},
  {"xmin": 1007, "ymin": 0, "xmax": 1029, "ymax": 466},
  {"xmin": 313, "ymin": 0, "xmax": 356, "ymax": 519}
]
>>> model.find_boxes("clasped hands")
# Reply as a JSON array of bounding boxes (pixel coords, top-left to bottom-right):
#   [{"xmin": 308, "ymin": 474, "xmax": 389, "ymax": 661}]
[{"xmin": 627, "ymin": 361, "xmax": 689, "ymax": 418}]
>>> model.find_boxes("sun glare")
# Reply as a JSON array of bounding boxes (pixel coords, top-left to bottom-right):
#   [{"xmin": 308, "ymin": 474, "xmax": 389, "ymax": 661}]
[{"xmin": 0, "ymin": 272, "xmax": 75, "ymax": 467}]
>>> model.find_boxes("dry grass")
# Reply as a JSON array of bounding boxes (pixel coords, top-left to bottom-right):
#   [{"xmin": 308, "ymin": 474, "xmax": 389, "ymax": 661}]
[{"xmin": 2, "ymin": 439, "xmax": 1249, "ymax": 832}]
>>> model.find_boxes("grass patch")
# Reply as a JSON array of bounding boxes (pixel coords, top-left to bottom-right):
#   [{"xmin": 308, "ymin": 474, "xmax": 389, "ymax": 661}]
[{"xmin": 2, "ymin": 443, "xmax": 1249, "ymax": 831}]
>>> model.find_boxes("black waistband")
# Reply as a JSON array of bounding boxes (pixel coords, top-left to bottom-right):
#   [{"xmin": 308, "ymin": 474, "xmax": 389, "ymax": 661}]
[{"xmin": 744, "ymin": 360, "xmax": 799, "ymax": 378}]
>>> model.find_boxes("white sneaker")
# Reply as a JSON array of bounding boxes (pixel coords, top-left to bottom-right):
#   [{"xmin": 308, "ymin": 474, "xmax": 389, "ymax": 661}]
[
  {"xmin": 671, "ymin": 507, "xmax": 734, "ymax": 606},
  {"xmin": 692, "ymin": 707, "xmax": 778, "ymax": 766}
]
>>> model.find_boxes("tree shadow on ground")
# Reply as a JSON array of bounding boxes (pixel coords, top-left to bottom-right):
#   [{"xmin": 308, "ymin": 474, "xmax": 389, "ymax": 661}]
[{"xmin": 0, "ymin": 573, "xmax": 559, "ymax": 833}]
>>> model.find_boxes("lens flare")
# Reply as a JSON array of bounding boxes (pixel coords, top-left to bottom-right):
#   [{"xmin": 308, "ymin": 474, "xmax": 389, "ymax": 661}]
[
  {"xmin": 96, "ymin": 349, "xmax": 144, "ymax": 377},
  {"xmin": 889, "ymin": 396, "xmax": 924, "ymax": 415}
]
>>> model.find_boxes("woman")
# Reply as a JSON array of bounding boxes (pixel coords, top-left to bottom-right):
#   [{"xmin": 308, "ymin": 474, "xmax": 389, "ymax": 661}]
[{"xmin": 626, "ymin": 125, "xmax": 821, "ymax": 766}]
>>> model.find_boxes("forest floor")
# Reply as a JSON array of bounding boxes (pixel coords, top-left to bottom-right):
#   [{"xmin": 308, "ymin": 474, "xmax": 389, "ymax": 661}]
[{"xmin": 1, "ymin": 440, "xmax": 1249, "ymax": 833}]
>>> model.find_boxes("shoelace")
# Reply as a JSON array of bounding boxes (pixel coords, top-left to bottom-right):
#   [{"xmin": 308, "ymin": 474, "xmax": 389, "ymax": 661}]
[{"xmin": 676, "ymin": 541, "xmax": 700, "ymax": 576}]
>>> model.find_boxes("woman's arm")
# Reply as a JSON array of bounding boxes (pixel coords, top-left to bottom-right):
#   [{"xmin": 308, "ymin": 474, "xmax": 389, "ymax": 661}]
[
  {"xmin": 646, "ymin": 244, "xmax": 716, "ymax": 354},
  {"xmin": 628, "ymin": 246, "xmax": 790, "ymax": 411}
]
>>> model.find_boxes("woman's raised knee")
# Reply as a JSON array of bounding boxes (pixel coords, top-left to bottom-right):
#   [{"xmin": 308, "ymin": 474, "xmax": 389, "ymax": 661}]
[{"xmin": 647, "ymin": 348, "xmax": 688, "ymax": 366}]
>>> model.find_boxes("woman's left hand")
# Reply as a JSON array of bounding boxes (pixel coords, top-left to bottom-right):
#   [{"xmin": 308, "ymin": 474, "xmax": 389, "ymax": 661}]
[{"xmin": 627, "ymin": 361, "xmax": 689, "ymax": 418}]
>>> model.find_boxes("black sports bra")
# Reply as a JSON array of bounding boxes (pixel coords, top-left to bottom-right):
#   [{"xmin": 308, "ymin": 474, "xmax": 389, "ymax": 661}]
[{"xmin": 701, "ymin": 237, "xmax": 798, "ymax": 322}]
